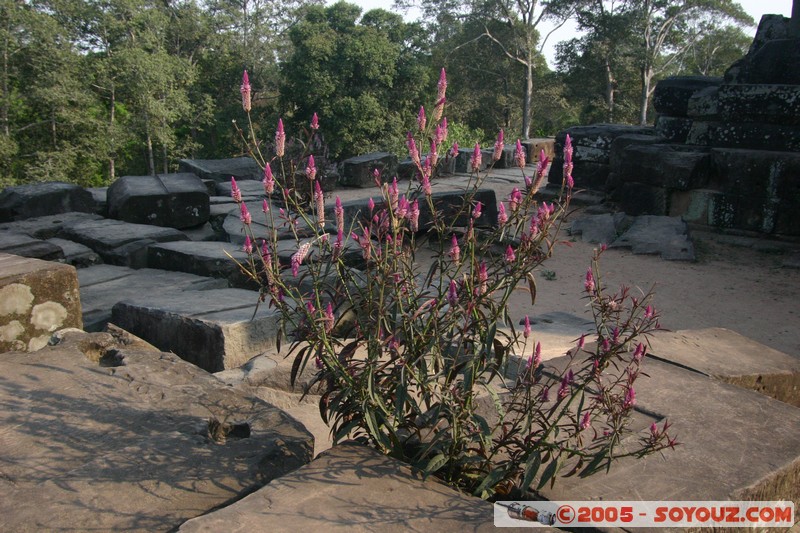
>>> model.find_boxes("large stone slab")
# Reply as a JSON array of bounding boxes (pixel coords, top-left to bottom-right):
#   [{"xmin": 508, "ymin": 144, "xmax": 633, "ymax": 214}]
[
  {"xmin": 147, "ymin": 240, "xmax": 257, "ymax": 289},
  {"xmin": 0, "ymin": 330, "xmax": 313, "ymax": 532},
  {"xmin": 654, "ymin": 115, "xmax": 693, "ymax": 142},
  {"xmin": 539, "ymin": 354, "xmax": 800, "ymax": 506},
  {"xmin": 0, "ymin": 231, "xmax": 64, "ymax": 261},
  {"xmin": 0, "ymin": 182, "xmax": 95, "ymax": 222},
  {"xmin": 647, "ymin": 327, "xmax": 800, "ymax": 407},
  {"xmin": 77, "ymin": 264, "xmax": 226, "ymax": 331},
  {"xmin": 338, "ymin": 152, "xmax": 398, "ymax": 188},
  {"xmin": 717, "ymin": 84, "xmax": 800, "ymax": 125},
  {"xmin": 653, "ymin": 76, "xmax": 722, "ymax": 117},
  {"xmin": 107, "ymin": 173, "xmax": 210, "ymax": 229},
  {"xmin": 178, "ymin": 157, "xmax": 263, "ymax": 182},
  {"xmin": 610, "ymin": 215, "xmax": 695, "ymax": 261},
  {"xmin": 179, "ymin": 443, "xmax": 499, "ymax": 533},
  {"xmin": 706, "ymin": 121, "xmax": 800, "ymax": 152},
  {"xmin": 0, "ymin": 253, "xmax": 82, "ymax": 352},
  {"xmin": 111, "ymin": 288, "xmax": 281, "ymax": 372},
  {"xmin": 0, "ymin": 211, "xmax": 103, "ymax": 239},
  {"xmin": 59, "ymin": 218, "xmax": 188, "ymax": 267},
  {"xmin": 46, "ymin": 237, "xmax": 102, "ymax": 267},
  {"xmin": 555, "ymin": 124, "xmax": 655, "ymax": 164},
  {"xmin": 616, "ymin": 144, "xmax": 711, "ymax": 190}
]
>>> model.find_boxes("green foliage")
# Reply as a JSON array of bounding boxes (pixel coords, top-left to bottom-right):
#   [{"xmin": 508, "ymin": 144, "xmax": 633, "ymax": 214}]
[{"xmin": 281, "ymin": 2, "xmax": 430, "ymax": 159}]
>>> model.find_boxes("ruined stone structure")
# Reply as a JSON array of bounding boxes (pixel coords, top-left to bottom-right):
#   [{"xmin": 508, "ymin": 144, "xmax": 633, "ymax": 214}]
[{"xmin": 551, "ymin": 14, "xmax": 800, "ymax": 236}]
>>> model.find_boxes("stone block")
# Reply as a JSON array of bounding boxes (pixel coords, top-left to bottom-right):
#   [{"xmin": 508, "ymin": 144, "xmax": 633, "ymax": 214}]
[
  {"xmin": 608, "ymin": 134, "xmax": 666, "ymax": 171},
  {"xmin": 0, "ymin": 330, "xmax": 312, "ymax": 531},
  {"xmin": 86, "ymin": 187, "xmax": 108, "ymax": 215},
  {"xmin": 0, "ymin": 253, "xmax": 82, "ymax": 352},
  {"xmin": 0, "ymin": 212, "xmax": 103, "ymax": 239},
  {"xmin": 569, "ymin": 213, "xmax": 618, "ymax": 245},
  {"xmin": 613, "ymin": 182, "xmax": 668, "ymax": 216},
  {"xmin": 111, "ymin": 288, "xmax": 282, "ymax": 372},
  {"xmin": 107, "ymin": 173, "xmax": 210, "ymax": 229},
  {"xmin": 669, "ymin": 188, "xmax": 724, "ymax": 225},
  {"xmin": 46, "ymin": 237, "xmax": 102, "ymax": 267},
  {"xmin": 708, "ymin": 122, "xmax": 800, "ymax": 151},
  {"xmin": 730, "ymin": 38, "xmax": 800, "ymax": 85},
  {"xmin": 0, "ymin": 231, "xmax": 64, "ymax": 261},
  {"xmin": 616, "ymin": 144, "xmax": 711, "ymax": 191},
  {"xmin": 454, "ymin": 147, "xmax": 489, "ymax": 173},
  {"xmin": 610, "ymin": 215, "xmax": 694, "ymax": 261},
  {"xmin": 522, "ymin": 138, "xmax": 555, "ymax": 162},
  {"xmin": 647, "ymin": 327, "xmax": 800, "ymax": 407},
  {"xmin": 59, "ymin": 218, "xmax": 188, "ymax": 267},
  {"xmin": 718, "ymin": 84, "xmax": 800, "ymax": 125},
  {"xmin": 222, "ymin": 202, "xmax": 327, "ymax": 246},
  {"xmin": 555, "ymin": 124, "xmax": 655, "ymax": 164},
  {"xmin": 0, "ymin": 182, "xmax": 95, "ymax": 222},
  {"xmin": 539, "ymin": 354, "xmax": 800, "ymax": 505},
  {"xmin": 338, "ymin": 152, "xmax": 398, "ymax": 188},
  {"xmin": 654, "ymin": 115, "xmax": 694, "ymax": 142},
  {"xmin": 78, "ymin": 264, "xmax": 226, "ymax": 331},
  {"xmin": 215, "ymin": 178, "xmax": 266, "ymax": 198},
  {"xmin": 710, "ymin": 149, "xmax": 800, "ymax": 234},
  {"xmin": 550, "ymin": 159, "xmax": 610, "ymax": 190},
  {"xmin": 178, "ymin": 157, "xmax": 262, "ymax": 182},
  {"xmin": 686, "ymin": 85, "xmax": 720, "ymax": 119},
  {"xmin": 146, "ymin": 241, "xmax": 254, "ymax": 288},
  {"xmin": 653, "ymin": 76, "xmax": 722, "ymax": 117},
  {"xmin": 179, "ymin": 443, "xmax": 498, "ymax": 533}
]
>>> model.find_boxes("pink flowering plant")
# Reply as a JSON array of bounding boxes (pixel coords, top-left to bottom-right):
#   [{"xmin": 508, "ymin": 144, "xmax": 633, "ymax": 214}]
[{"xmin": 231, "ymin": 69, "xmax": 676, "ymax": 498}]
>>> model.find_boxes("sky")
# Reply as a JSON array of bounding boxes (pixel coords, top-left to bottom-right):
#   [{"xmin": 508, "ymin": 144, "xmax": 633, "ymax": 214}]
[{"xmin": 327, "ymin": 0, "xmax": 794, "ymax": 68}]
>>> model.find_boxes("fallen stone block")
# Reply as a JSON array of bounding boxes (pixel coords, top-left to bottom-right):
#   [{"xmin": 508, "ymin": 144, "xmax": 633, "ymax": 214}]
[
  {"xmin": 0, "ymin": 211, "xmax": 103, "ymax": 239},
  {"xmin": 215, "ymin": 179, "xmax": 266, "ymax": 198},
  {"xmin": 454, "ymin": 147, "xmax": 490, "ymax": 173},
  {"xmin": 179, "ymin": 443, "xmax": 498, "ymax": 533},
  {"xmin": 86, "ymin": 186, "xmax": 108, "ymax": 215},
  {"xmin": 0, "ymin": 182, "xmax": 95, "ymax": 222},
  {"xmin": 181, "ymin": 222, "xmax": 222, "ymax": 242},
  {"xmin": 223, "ymin": 202, "xmax": 326, "ymax": 245},
  {"xmin": 549, "ymin": 159, "xmax": 610, "ymax": 190},
  {"xmin": 78, "ymin": 264, "xmax": 226, "ymax": 331},
  {"xmin": 111, "ymin": 288, "xmax": 281, "ymax": 372},
  {"xmin": 107, "ymin": 173, "xmax": 210, "ymax": 229},
  {"xmin": 647, "ymin": 327, "xmax": 800, "ymax": 407},
  {"xmin": 718, "ymin": 84, "xmax": 800, "ymax": 125},
  {"xmin": 616, "ymin": 144, "xmax": 711, "ymax": 191},
  {"xmin": 539, "ymin": 354, "xmax": 800, "ymax": 505},
  {"xmin": 613, "ymin": 182, "xmax": 668, "ymax": 216},
  {"xmin": 569, "ymin": 214, "xmax": 618, "ymax": 245},
  {"xmin": 178, "ymin": 157, "xmax": 262, "ymax": 182},
  {"xmin": 46, "ymin": 237, "xmax": 101, "ymax": 267},
  {"xmin": 610, "ymin": 215, "xmax": 694, "ymax": 261},
  {"xmin": 0, "ymin": 231, "xmax": 64, "ymax": 261},
  {"xmin": 59, "ymin": 218, "xmax": 188, "ymax": 267},
  {"xmin": 338, "ymin": 152, "xmax": 398, "ymax": 188},
  {"xmin": 555, "ymin": 124, "xmax": 655, "ymax": 165},
  {"xmin": 654, "ymin": 115, "xmax": 694, "ymax": 143},
  {"xmin": 0, "ymin": 253, "xmax": 82, "ymax": 352},
  {"xmin": 0, "ymin": 330, "xmax": 313, "ymax": 532},
  {"xmin": 522, "ymin": 138, "xmax": 555, "ymax": 162},
  {"xmin": 686, "ymin": 85, "xmax": 720, "ymax": 119},
  {"xmin": 147, "ymin": 240, "xmax": 255, "ymax": 289},
  {"xmin": 653, "ymin": 76, "xmax": 722, "ymax": 117},
  {"xmin": 608, "ymin": 134, "xmax": 666, "ymax": 171},
  {"xmin": 707, "ymin": 121, "xmax": 800, "ymax": 151},
  {"xmin": 668, "ymin": 188, "xmax": 724, "ymax": 225},
  {"xmin": 730, "ymin": 37, "xmax": 800, "ymax": 85}
]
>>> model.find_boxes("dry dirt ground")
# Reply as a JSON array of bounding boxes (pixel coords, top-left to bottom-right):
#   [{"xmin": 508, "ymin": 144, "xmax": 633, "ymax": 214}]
[{"xmin": 510, "ymin": 215, "xmax": 800, "ymax": 359}]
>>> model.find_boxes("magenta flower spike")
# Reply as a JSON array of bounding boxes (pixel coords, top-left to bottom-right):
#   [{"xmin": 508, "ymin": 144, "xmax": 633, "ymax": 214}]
[
  {"xmin": 650, "ymin": 422, "xmax": 658, "ymax": 436},
  {"xmin": 533, "ymin": 341, "xmax": 542, "ymax": 368},
  {"xmin": 493, "ymin": 129, "xmax": 504, "ymax": 161},
  {"xmin": 262, "ymin": 198, "xmax": 269, "ymax": 214},
  {"xmin": 417, "ymin": 106, "xmax": 426, "ymax": 131},
  {"xmin": 429, "ymin": 141, "xmax": 439, "ymax": 169},
  {"xmin": 407, "ymin": 135, "xmax": 421, "ymax": 166},
  {"xmin": 497, "ymin": 202, "xmax": 508, "ymax": 226},
  {"xmin": 580, "ymin": 411, "xmax": 591, "ymax": 431},
  {"xmin": 584, "ymin": 268, "xmax": 595, "ymax": 294},
  {"xmin": 389, "ymin": 177, "xmax": 399, "ymax": 211},
  {"xmin": 448, "ymin": 279, "xmax": 458, "ymax": 307},
  {"xmin": 314, "ymin": 181, "xmax": 324, "ymax": 227},
  {"xmin": 449, "ymin": 234, "xmax": 460, "ymax": 263},
  {"xmin": 408, "ymin": 200, "xmax": 420, "ymax": 231},
  {"xmin": 450, "ymin": 142, "xmax": 459, "ymax": 158},
  {"xmin": 262, "ymin": 163, "xmax": 275, "ymax": 195},
  {"xmin": 563, "ymin": 134, "xmax": 574, "ymax": 189},
  {"xmin": 515, "ymin": 139, "xmax": 526, "ymax": 170},
  {"xmin": 334, "ymin": 196, "xmax": 344, "ymax": 233},
  {"xmin": 472, "ymin": 201, "xmax": 482, "ymax": 220},
  {"xmin": 420, "ymin": 172, "xmax": 431, "ymax": 197},
  {"xmin": 240, "ymin": 70, "xmax": 251, "ymax": 112},
  {"xmin": 477, "ymin": 261, "xmax": 488, "ymax": 295},
  {"xmin": 440, "ymin": 117, "xmax": 448, "ymax": 142},
  {"xmin": 509, "ymin": 187, "xmax": 522, "ymax": 212},
  {"xmin": 243, "ymin": 235, "xmax": 253, "ymax": 254},
  {"xmin": 310, "ymin": 112, "xmax": 319, "ymax": 131},
  {"xmin": 239, "ymin": 202, "xmax": 251, "ymax": 225},
  {"xmin": 523, "ymin": 315, "xmax": 531, "ymax": 339},
  {"xmin": 306, "ymin": 155, "xmax": 317, "ymax": 181},
  {"xmin": 540, "ymin": 386, "xmax": 550, "ymax": 403},
  {"xmin": 504, "ymin": 245, "xmax": 516, "ymax": 263},
  {"xmin": 470, "ymin": 143, "xmax": 482, "ymax": 173},
  {"xmin": 367, "ymin": 197, "xmax": 375, "ymax": 212},
  {"xmin": 275, "ymin": 119, "xmax": 286, "ymax": 158},
  {"xmin": 623, "ymin": 386, "xmax": 636, "ymax": 409},
  {"xmin": 291, "ymin": 241, "xmax": 312, "ymax": 277},
  {"xmin": 230, "ymin": 177, "xmax": 242, "ymax": 203},
  {"xmin": 557, "ymin": 374, "xmax": 570, "ymax": 399},
  {"xmin": 437, "ymin": 68, "xmax": 447, "ymax": 102}
]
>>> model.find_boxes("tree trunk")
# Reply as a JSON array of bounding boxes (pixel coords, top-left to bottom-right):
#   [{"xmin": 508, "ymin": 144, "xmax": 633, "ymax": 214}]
[
  {"xmin": 50, "ymin": 108, "xmax": 57, "ymax": 149},
  {"xmin": 109, "ymin": 83, "xmax": 115, "ymax": 182},
  {"xmin": 144, "ymin": 111, "xmax": 155, "ymax": 177},
  {"xmin": 1, "ymin": 16, "xmax": 8, "ymax": 137},
  {"xmin": 639, "ymin": 66, "xmax": 652, "ymax": 125},
  {"xmin": 522, "ymin": 59, "xmax": 533, "ymax": 139},
  {"xmin": 162, "ymin": 143, "xmax": 168, "ymax": 174},
  {"xmin": 604, "ymin": 54, "xmax": 615, "ymax": 123}
]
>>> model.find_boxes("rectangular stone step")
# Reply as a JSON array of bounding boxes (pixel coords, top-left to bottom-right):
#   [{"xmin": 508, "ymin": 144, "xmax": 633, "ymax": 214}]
[
  {"xmin": 77, "ymin": 265, "xmax": 226, "ymax": 331},
  {"xmin": 111, "ymin": 288, "xmax": 281, "ymax": 372}
]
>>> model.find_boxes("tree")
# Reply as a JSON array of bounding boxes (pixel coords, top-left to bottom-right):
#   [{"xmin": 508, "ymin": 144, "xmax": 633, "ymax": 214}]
[
  {"xmin": 674, "ymin": 23, "xmax": 751, "ymax": 76},
  {"xmin": 630, "ymin": 0, "xmax": 752, "ymax": 124},
  {"xmin": 281, "ymin": 2, "xmax": 430, "ymax": 158}
]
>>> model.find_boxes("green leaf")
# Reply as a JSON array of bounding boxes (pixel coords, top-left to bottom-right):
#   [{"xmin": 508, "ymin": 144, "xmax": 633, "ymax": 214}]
[
  {"xmin": 423, "ymin": 453, "xmax": 449, "ymax": 476},
  {"xmin": 536, "ymin": 454, "xmax": 562, "ymax": 490},
  {"xmin": 472, "ymin": 467, "xmax": 507, "ymax": 499},
  {"xmin": 521, "ymin": 450, "xmax": 542, "ymax": 491}
]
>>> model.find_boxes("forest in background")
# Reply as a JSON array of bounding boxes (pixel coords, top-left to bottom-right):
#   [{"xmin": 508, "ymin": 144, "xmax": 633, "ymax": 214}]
[{"xmin": 1, "ymin": 0, "xmax": 754, "ymax": 186}]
